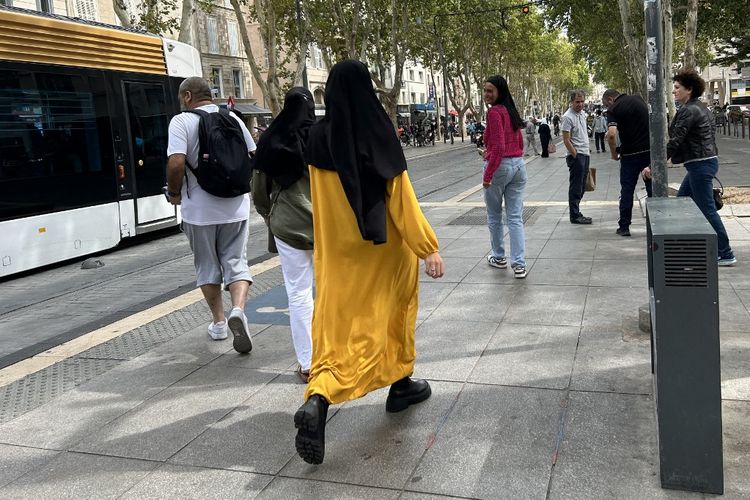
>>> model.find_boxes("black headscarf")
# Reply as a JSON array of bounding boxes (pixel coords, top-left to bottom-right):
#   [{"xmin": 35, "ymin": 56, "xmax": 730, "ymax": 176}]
[
  {"xmin": 253, "ymin": 87, "xmax": 315, "ymax": 189},
  {"xmin": 305, "ymin": 60, "xmax": 407, "ymax": 244}
]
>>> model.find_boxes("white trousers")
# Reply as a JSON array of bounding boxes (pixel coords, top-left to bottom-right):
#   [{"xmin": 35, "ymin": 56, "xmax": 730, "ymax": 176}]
[{"xmin": 274, "ymin": 237, "xmax": 313, "ymax": 370}]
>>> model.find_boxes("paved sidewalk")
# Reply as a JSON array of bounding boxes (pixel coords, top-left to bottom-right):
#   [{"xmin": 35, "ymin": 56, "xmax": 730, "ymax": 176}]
[{"xmin": 0, "ymin": 148, "xmax": 749, "ymax": 498}]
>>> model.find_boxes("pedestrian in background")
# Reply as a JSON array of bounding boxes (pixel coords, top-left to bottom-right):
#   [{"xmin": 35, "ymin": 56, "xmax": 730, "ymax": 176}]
[
  {"xmin": 538, "ymin": 117, "xmax": 552, "ymax": 158},
  {"xmin": 294, "ymin": 60, "xmax": 445, "ymax": 465},
  {"xmin": 561, "ymin": 90, "xmax": 592, "ymax": 224},
  {"xmin": 252, "ymin": 87, "xmax": 316, "ymax": 382},
  {"xmin": 602, "ymin": 88, "xmax": 653, "ymax": 237},
  {"xmin": 663, "ymin": 69, "xmax": 736, "ymax": 266},
  {"xmin": 165, "ymin": 77, "xmax": 256, "ymax": 352},
  {"xmin": 524, "ymin": 117, "xmax": 539, "ymax": 156},
  {"xmin": 482, "ymin": 75, "xmax": 528, "ymax": 278},
  {"xmin": 592, "ymin": 109, "xmax": 607, "ymax": 153}
]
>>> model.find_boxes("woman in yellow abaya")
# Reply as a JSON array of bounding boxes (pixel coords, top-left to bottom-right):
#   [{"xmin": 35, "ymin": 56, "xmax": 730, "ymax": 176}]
[{"xmin": 294, "ymin": 60, "xmax": 445, "ymax": 465}]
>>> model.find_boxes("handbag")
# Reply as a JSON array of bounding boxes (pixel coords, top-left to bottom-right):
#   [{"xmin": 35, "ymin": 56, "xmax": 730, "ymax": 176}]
[
  {"xmin": 713, "ymin": 176, "xmax": 724, "ymax": 210},
  {"xmin": 585, "ymin": 167, "xmax": 597, "ymax": 192},
  {"xmin": 548, "ymin": 142, "xmax": 557, "ymax": 154}
]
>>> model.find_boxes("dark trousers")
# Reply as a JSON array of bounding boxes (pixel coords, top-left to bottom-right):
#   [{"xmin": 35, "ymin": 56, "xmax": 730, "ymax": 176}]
[
  {"xmin": 566, "ymin": 154, "xmax": 589, "ymax": 219},
  {"xmin": 540, "ymin": 135, "xmax": 551, "ymax": 157},
  {"xmin": 618, "ymin": 151, "xmax": 653, "ymax": 228},
  {"xmin": 677, "ymin": 158, "xmax": 734, "ymax": 259},
  {"xmin": 594, "ymin": 132, "xmax": 606, "ymax": 152}
]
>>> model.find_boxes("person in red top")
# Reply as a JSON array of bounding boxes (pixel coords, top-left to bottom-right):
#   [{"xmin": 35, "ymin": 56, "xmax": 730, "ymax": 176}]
[{"xmin": 482, "ymin": 75, "xmax": 528, "ymax": 278}]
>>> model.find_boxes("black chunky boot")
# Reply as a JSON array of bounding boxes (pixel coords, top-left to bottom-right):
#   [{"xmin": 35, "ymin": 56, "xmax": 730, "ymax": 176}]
[
  {"xmin": 385, "ymin": 377, "xmax": 431, "ymax": 413},
  {"xmin": 294, "ymin": 394, "xmax": 329, "ymax": 464}
]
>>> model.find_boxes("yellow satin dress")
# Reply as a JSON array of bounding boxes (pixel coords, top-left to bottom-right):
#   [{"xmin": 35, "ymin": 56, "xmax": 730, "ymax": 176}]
[{"xmin": 304, "ymin": 167, "xmax": 439, "ymax": 404}]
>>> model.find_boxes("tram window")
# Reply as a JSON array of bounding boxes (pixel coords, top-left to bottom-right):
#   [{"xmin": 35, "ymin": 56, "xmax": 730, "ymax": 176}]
[
  {"xmin": 0, "ymin": 69, "xmax": 115, "ymax": 221},
  {"xmin": 124, "ymin": 82, "xmax": 169, "ymax": 197}
]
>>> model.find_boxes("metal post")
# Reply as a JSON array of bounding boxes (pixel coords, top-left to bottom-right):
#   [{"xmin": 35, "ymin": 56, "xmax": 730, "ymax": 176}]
[
  {"xmin": 296, "ymin": 0, "xmax": 309, "ymax": 89},
  {"xmin": 645, "ymin": 0, "xmax": 668, "ymax": 197},
  {"xmin": 435, "ymin": 17, "xmax": 452, "ymax": 144}
]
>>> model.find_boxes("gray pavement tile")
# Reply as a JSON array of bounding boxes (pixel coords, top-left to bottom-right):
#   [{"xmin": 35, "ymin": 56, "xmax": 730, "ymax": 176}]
[
  {"xmin": 0, "ymin": 444, "xmax": 59, "ymax": 489},
  {"xmin": 549, "ymin": 223, "xmax": 601, "ymax": 241},
  {"xmin": 459, "ymin": 225, "xmax": 489, "ymax": 239},
  {"xmin": 121, "ymin": 463, "xmax": 273, "ymax": 499},
  {"xmin": 724, "ymin": 219, "xmax": 750, "ymax": 240},
  {"xmin": 720, "ymin": 330, "xmax": 750, "ymax": 401},
  {"xmin": 281, "ymin": 381, "xmax": 463, "ymax": 490},
  {"xmin": 441, "ymin": 237, "xmax": 491, "ymax": 258},
  {"xmin": 413, "ymin": 319, "xmax": 499, "ymax": 382},
  {"xmin": 523, "ymin": 223, "xmax": 557, "ymax": 239},
  {"xmin": 570, "ymin": 328, "xmax": 652, "ymax": 395},
  {"xmin": 419, "ymin": 257, "xmax": 483, "ymax": 284},
  {"xmin": 548, "ymin": 392, "xmax": 690, "ymax": 499},
  {"xmin": 503, "ymin": 285, "xmax": 587, "ymax": 327},
  {"xmin": 0, "ymin": 451, "xmax": 158, "ymax": 499},
  {"xmin": 0, "ymin": 360, "xmax": 199, "ymax": 450},
  {"xmin": 537, "ymin": 238, "xmax": 597, "ymax": 260},
  {"xmin": 407, "ymin": 385, "xmax": 560, "ymax": 499},
  {"xmin": 724, "ymin": 257, "xmax": 750, "ymax": 289},
  {"xmin": 723, "ymin": 401, "xmax": 750, "ymax": 498},
  {"xmin": 434, "ymin": 237, "xmax": 456, "ymax": 251},
  {"xmin": 588, "ymin": 259, "xmax": 648, "ymax": 288},
  {"xmin": 417, "ymin": 282, "xmax": 458, "ymax": 321},
  {"xmin": 524, "ymin": 238, "xmax": 551, "ymax": 260},
  {"xmin": 210, "ymin": 325, "xmax": 299, "ymax": 372},
  {"xmin": 469, "ymin": 324, "xmax": 580, "ymax": 389},
  {"xmin": 168, "ymin": 379, "xmax": 304, "ymax": 474},
  {"xmin": 400, "ymin": 493, "xmax": 472, "ymax": 500},
  {"xmin": 594, "ymin": 238, "xmax": 649, "ymax": 261},
  {"xmin": 522, "ymin": 259, "xmax": 593, "ymax": 286},
  {"xmin": 719, "ymin": 288, "xmax": 750, "ymax": 332},
  {"xmin": 71, "ymin": 365, "xmax": 277, "ymax": 461},
  {"xmin": 131, "ymin": 322, "xmax": 254, "ymax": 365},
  {"xmin": 258, "ymin": 477, "xmax": 400, "ymax": 499},
  {"xmin": 429, "ymin": 284, "xmax": 515, "ymax": 323},
  {"xmin": 582, "ymin": 286, "xmax": 649, "ymax": 332},
  {"xmin": 432, "ymin": 225, "xmax": 472, "ymax": 240}
]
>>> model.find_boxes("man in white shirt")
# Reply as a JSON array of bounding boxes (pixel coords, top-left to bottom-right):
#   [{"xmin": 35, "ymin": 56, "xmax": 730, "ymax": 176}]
[
  {"xmin": 561, "ymin": 90, "xmax": 592, "ymax": 224},
  {"xmin": 524, "ymin": 117, "xmax": 539, "ymax": 156},
  {"xmin": 166, "ymin": 77, "xmax": 256, "ymax": 353}
]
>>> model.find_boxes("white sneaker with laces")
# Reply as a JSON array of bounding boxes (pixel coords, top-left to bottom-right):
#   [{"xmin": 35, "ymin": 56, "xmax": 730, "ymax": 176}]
[
  {"xmin": 207, "ymin": 320, "xmax": 228, "ymax": 340},
  {"xmin": 228, "ymin": 307, "xmax": 253, "ymax": 353},
  {"xmin": 513, "ymin": 266, "xmax": 527, "ymax": 279},
  {"xmin": 487, "ymin": 255, "xmax": 508, "ymax": 269}
]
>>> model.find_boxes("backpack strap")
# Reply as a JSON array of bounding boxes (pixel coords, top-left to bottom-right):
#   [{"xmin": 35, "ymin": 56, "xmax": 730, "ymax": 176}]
[{"xmin": 182, "ymin": 108, "xmax": 212, "ymax": 198}]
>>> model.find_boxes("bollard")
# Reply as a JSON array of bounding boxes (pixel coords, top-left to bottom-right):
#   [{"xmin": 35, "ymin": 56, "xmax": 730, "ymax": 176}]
[{"xmin": 646, "ymin": 197, "xmax": 723, "ymax": 494}]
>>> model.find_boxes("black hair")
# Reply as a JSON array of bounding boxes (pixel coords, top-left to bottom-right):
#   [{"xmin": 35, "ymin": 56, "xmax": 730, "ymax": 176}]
[
  {"xmin": 673, "ymin": 69, "xmax": 705, "ymax": 99},
  {"xmin": 485, "ymin": 75, "xmax": 525, "ymax": 130}
]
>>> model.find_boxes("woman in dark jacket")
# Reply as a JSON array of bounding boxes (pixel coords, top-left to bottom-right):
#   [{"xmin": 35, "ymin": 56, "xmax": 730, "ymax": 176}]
[
  {"xmin": 538, "ymin": 118, "xmax": 552, "ymax": 157},
  {"xmin": 252, "ymin": 87, "xmax": 317, "ymax": 380},
  {"xmin": 667, "ymin": 69, "xmax": 735, "ymax": 266}
]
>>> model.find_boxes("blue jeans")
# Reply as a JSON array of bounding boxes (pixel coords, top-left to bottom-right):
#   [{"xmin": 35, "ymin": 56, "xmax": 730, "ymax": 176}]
[
  {"xmin": 484, "ymin": 157, "xmax": 527, "ymax": 267},
  {"xmin": 618, "ymin": 151, "xmax": 653, "ymax": 228},
  {"xmin": 677, "ymin": 158, "xmax": 734, "ymax": 259}
]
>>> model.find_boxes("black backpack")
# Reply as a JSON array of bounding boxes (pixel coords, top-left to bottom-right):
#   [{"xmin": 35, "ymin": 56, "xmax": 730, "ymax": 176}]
[{"xmin": 184, "ymin": 108, "xmax": 252, "ymax": 198}]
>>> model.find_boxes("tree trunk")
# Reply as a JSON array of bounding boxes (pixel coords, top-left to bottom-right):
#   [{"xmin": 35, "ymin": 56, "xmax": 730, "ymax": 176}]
[
  {"xmin": 617, "ymin": 0, "xmax": 646, "ymax": 97},
  {"xmin": 177, "ymin": 0, "xmax": 192, "ymax": 44},
  {"xmin": 663, "ymin": 0, "xmax": 675, "ymax": 119},
  {"xmin": 230, "ymin": 0, "xmax": 281, "ymax": 115},
  {"xmin": 683, "ymin": 0, "xmax": 699, "ymax": 70},
  {"xmin": 113, "ymin": 0, "xmax": 131, "ymax": 27}
]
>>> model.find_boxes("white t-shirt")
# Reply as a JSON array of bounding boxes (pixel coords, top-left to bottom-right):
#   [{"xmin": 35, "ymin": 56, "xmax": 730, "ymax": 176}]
[{"xmin": 167, "ymin": 104, "xmax": 256, "ymax": 225}]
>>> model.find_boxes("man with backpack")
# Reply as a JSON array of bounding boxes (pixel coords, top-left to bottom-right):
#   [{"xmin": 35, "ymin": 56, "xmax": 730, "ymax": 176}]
[{"xmin": 165, "ymin": 76, "xmax": 256, "ymax": 353}]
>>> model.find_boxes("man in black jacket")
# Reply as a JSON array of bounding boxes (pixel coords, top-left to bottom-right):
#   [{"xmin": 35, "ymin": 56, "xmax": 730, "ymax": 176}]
[{"xmin": 603, "ymin": 89, "xmax": 653, "ymax": 237}]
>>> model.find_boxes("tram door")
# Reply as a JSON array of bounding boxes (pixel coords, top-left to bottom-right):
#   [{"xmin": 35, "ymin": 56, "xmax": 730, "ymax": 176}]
[{"xmin": 123, "ymin": 81, "xmax": 176, "ymax": 226}]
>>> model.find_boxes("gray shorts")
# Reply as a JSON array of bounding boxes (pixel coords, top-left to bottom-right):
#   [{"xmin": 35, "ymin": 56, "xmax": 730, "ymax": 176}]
[{"xmin": 182, "ymin": 220, "xmax": 253, "ymax": 289}]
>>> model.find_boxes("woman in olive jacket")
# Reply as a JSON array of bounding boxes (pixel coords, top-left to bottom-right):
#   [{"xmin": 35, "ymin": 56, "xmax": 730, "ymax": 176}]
[
  {"xmin": 252, "ymin": 88, "xmax": 316, "ymax": 380},
  {"xmin": 665, "ymin": 70, "xmax": 735, "ymax": 266}
]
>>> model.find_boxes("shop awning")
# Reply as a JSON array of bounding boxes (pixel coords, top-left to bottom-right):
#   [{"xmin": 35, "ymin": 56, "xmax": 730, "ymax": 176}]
[{"xmin": 220, "ymin": 103, "xmax": 272, "ymax": 115}]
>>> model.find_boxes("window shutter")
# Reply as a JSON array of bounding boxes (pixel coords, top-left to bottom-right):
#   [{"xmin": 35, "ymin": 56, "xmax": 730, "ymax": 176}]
[
  {"xmin": 207, "ymin": 17, "xmax": 218, "ymax": 54},
  {"xmin": 75, "ymin": 0, "xmax": 97, "ymax": 20},
  {"xmin": 228, "ymin": 21, "xmax": 239, "ymax": 57}
]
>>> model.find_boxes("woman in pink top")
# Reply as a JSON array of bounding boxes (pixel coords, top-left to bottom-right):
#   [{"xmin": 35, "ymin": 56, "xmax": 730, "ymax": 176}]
[{"xmin": 482, "ymin": 75, "xmax": 528, "ymax": 278}]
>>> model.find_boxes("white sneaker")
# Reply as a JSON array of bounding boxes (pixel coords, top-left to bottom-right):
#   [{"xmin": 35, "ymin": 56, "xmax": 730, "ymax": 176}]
[
  {"xmin": 207, "ymin": 320, "xmax": 228, "ymax": 340},
  {"xmin": 228, "ymin": 307, "xmax": 252, "ymax": 354}
]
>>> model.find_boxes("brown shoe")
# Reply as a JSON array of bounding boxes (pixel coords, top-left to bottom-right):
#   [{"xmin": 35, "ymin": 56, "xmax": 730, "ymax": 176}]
[{"xmin": 296, "ymin": 365, "xmax": 310, "ymax": 384}]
